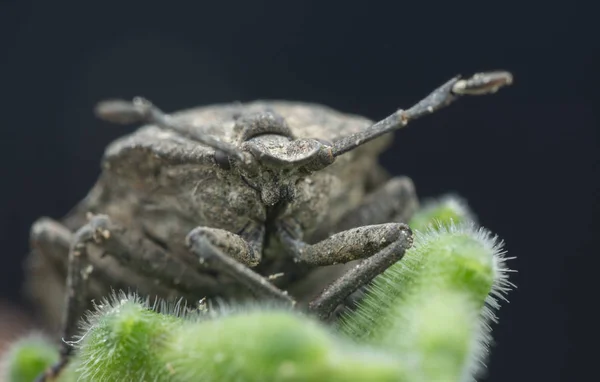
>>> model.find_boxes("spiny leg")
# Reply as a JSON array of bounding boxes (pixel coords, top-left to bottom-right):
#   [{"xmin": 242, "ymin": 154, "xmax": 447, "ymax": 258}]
[
  {"xmin": 30, "ymin": 218, "xmax": 114, "ymax": 295},
  {"xmin": 279, "ymin": 177, "xmax": 418, "ymax": 320},
  {"xmin": 186, "ymin": 226, "xmax": 295, "ymax": 306},
  {"xmin": 32, "ymin": 217, "xmax": 137, "ymax": 381},
  {"xmin": 30, "ymin": 218, "xmax": 74, "ymax": 272},
  {"xmin": 35, "ymin": 217, "xmax": 110, "ymax": 382},
  {"xmin": 28, "ymin": 218, "xmax": 109, "ymax": 334},
  {"xmin": 308, "ymin": 233, "xmax": 412, "ymax": 320},
  {"xmin": 30, "ymin": 217, "xmax": 215, "ymax": 309},
  {"xmin": 279, "ymin": 222, "xmax": 412, "ymax": 320},
  {"xmin": 323, "ymin": 176, "xmax": 419, "ymax": 317}
]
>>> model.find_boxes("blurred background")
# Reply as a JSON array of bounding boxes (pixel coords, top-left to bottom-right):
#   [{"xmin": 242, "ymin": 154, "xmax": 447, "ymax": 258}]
[{"xmin": 0, "ymin": 0, "xmax": 597, "ymax": 380}]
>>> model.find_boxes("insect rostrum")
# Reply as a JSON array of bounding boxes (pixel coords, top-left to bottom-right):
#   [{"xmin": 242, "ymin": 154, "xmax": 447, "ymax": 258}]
[{"xmin": 25, "ymin": 71, "xmax": 512, "ymax": 381}]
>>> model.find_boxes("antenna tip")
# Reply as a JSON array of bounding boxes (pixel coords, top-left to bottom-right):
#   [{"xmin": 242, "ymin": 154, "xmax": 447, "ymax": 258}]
[
  {"xmin": 94, "ymin": 99, "xmax": 147, "ymax": 124},
  {"xmin": 452, "ymin": 71, "xmax": 513, "ymax": 96}
]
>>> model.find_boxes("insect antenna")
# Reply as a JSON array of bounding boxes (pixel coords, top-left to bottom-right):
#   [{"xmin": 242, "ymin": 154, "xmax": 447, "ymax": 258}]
[
  {"xmin": 94, "ymin": 97, "xmax": 258, "ymax": 170},
  {"xmin": 332, "ymin": 71, "xmax": 513, "ymax": 157}
]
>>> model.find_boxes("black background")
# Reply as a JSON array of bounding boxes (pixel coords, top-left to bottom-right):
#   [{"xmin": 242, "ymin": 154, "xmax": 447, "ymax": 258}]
[{"xmin": 1, "ymin": 0, "xmax": 597, "ymax": 381}]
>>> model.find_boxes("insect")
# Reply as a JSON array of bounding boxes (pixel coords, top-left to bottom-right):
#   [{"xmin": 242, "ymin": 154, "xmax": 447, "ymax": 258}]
[{"xmin": 25, "ymin": 71, "xmax": 512, "ymax": 380}]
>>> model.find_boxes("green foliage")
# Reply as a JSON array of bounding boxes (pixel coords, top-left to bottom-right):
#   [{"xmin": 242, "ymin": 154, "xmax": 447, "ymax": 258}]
[
  {"xmin": 1, "ymin": 194, "xmax": 514, "ymax": 382},
  {"xmin": 0, "ymin": 335, "xmax": 59, "ymax": 382},
  {"xmin": 73, "ymin": 297, "xmax": 181, "ymax": 381},
  {"xmin": 409, "ymin": 194, "xmax": 475, "ymax": 231},
  {"xmin": 161, "ymin": 309, "xmax": 406, "ymax": 382},
  {"xmin": 23, "ymin": 295, "xmax": 406, "ymax": 382}
]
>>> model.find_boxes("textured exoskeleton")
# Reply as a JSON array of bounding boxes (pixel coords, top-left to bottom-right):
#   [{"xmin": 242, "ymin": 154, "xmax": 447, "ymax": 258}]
[{"xmin": 25, "ymin": 71, "xmax": 512, "ymax": 381}]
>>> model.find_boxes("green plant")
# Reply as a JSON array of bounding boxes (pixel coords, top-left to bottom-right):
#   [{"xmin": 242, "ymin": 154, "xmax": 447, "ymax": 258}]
[{"xmin": 0, "ymin": 336, "xmax": 60, "ymax": 382}]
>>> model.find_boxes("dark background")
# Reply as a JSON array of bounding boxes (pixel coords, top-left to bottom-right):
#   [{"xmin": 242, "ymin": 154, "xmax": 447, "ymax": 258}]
[{"xmin": 0, "ymin": 0, "xmax": 597, "ymax": 380}]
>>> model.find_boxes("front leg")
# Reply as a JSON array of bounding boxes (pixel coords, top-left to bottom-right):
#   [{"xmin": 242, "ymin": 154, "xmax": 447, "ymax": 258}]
[
  {"xmin": 34, "ymin": 217, "xmax": 110, "ymax": 382},
  {"xmin": 186, "ymin": 226, "xmax": 295, "ymax": 306},
  {"xmin": 278, "ymin": 176, "xmax": 418, "ymax": 320},
  {"xmin": 279, "ymin": 223, "xmax": 413, "ymax": 320}
]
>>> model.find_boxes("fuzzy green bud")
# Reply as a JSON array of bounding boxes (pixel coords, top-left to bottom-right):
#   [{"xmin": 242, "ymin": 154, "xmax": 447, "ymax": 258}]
[
  {"xmin": 1, "ymin": 335, "xmax": 59, "ymax": 382},
  {"xmin": 73, "ymin": 293, "xmax": 181, "ymax": 382},
  {"xmin": 409, "ymin": 194, "xmax": 475, "ymax": 232}
]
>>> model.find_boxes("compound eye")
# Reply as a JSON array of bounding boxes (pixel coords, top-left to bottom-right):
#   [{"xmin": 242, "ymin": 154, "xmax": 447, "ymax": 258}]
[{"xmin": 214, "ymin": 150, "xmax": 232, "ymax": 170}]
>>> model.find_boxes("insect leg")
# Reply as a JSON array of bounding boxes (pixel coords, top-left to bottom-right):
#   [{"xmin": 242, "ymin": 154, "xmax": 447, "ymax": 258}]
[
  {"xmin": 29, "ymin": 217, "xmax": 207, "ymax": 312},
  {"xmin": 28, "ymin": 218, "xmax": 119, "ymax": 333},
  {"xmin": 280, "ymin": 176, "xmax": 418, "ymax": 264},
  {"xmin": 281, "ymin": 223, "xmax": 411, "ymax": 267},
  {"xmin": 186, "ymin": 227, "xmax": 295, "ymax": 306},
  {"xmin": 34, "ymin": 217, "xmax": 111, "ymax": 382},
  {"xmin": 27, "ymin": 218, "xmax": 78, "ymax": 334},
  {"xmin": 310, "ymin": 176, "xmax": 418, "ymax": 318},
  {"xmin": 307, "ymin": 227, "xmax": 412, "ymax": 320},
  {"xmin": 279, "ymin": 223, "xmax": 413, "ymax": 320},
  {"xmin": 280, "ymin": 222, "xmax": 413, "ymax": 322},
  {"xmin": 75, "ymin": 214, "xmax": 219, "ymax": 296},
  {"xmin": 30, "ymin": 218, "xmax": 74, "ymax": 272},
  {"xmin": 28, "ymin": 218, "xmax": 138, "ymax": 334},
  {"xmin": 278, "ymin": 177, "xmax": 418, "ymax": 320}
]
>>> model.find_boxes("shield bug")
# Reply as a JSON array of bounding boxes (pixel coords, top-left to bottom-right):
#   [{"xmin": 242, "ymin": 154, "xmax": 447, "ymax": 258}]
[{"xmin": 25, "ymin": 71, "xmax": 512, "ymax": 380}]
